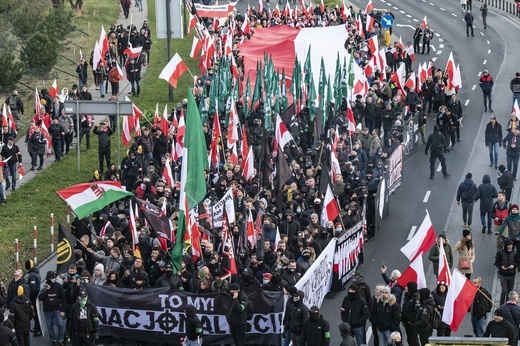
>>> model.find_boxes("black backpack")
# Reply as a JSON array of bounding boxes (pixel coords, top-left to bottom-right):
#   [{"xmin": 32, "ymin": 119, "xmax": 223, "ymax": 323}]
[{"xmin": 431, "ymin": 307, "xmax": 442, "ymax": 329}]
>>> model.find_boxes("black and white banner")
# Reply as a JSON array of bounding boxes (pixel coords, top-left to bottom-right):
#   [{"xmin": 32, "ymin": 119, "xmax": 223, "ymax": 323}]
[
  {"xmin": 332, "ymin": 220, "xmax": 364, "ymax": 291},
  {"xmin": 211, "ymin": 189, "xmax": 235, "ymax": 227},
  {"xmin": 388, "ymin": 144, "xmax": 403, "ymax": 194},
  {"xmin": 85, "ymin": 285, "xmax": 284, "ymax": 345}
]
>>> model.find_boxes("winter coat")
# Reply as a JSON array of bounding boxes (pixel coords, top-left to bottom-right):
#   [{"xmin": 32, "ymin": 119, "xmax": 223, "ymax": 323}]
[
  {"xmin": 432, "ymin": 289, "xmax": 450, "ymax": 330},
  {"xmin": 495, "ymin": 248, "xmax": 519, "ymax": 276},
  {"xmin": 69, "ymin": 300, "xmax": 99, "ymax": 335},
  {"xmin": 1, "ymin": 144, "xmax": 21, "ymax": 166},
  {"xmin": 476, "ymin": 175, "xmax": 498, "ymax": 212},
  {"xmin": 284, "ymin": 298, "xmax": 309, "ymax": 335},
  {"xmin": 471, "ymin": 286, "xmax": 492, "ymax": 319},
  {"xmin": 9, "ymin": 294, "xmax": 32, "ymax": 332},
  {"xmin": 485, "ymin": 121, "xmax": 503, "ymax": 145},
  {"xmin": 373, "ymin": 294, "xmax": 401, "ymax": 332},
  {"xmin": 479, "ymin": 74, "xmax": 494, "ymax": 93},
  {"xmin": 456, "ymin": 178, "xmax": 478, "ymax": 203},
  {"xmin": 26, "ymin": 268, "xmax": 41, "ymax": 302},
  {"xmin": 340, "ymin": 292, "xmax": 369, "ymax": 328},
  {"xmin": 93, "ymin": 126, "xmax": 114, "ymax": 149},
  {"xmin": 381, "ymin": 273, "xmax": 404, "ymax": 304},
  {"xmin": 484, "ymin": 319, "xmax": 516, "ymax": 346},
  {"xmin": 498, "ymin": 169, "xmax": 514, "ymax": 190},
  {"xmin": 48, "ymin": 123, "xmax": 65, "ymax": 141},
  {"xmin": 501, "ymin": 301, "xmax": 520, "ymax": 339},
  {"xmin": 503, "ymin": 132, "xmax": 520, "ymax": 157},
  {"xmin": 29, "ymin": 131, "xmax": 47, "ymax": 156},
  {"xmin": 428, "ymin": 242, "xmax": 453, "ymax": 276},
  {"xmin": 301, "ymin": 315, "xmax": 331, "ymax": 346},
  {"xmin": 226, "ymin": 291, "xmax": 248, "ymax": 328},
  {"xmin": 0, "ymin": 324, "xmax": 17, "ymax": 346},
  {"xmin": 414, "ymin": 297, "xmax": 435, "ymax": 333},
  {"xmin": 499, "ymin": 213, "xmax": 520, "ymax": 240},
  {"xmin": 339, "ymin": 322, "xmax": 357, "ymax": 346},
  {"xmin": 38, "ymin": 281, "xmax": 66, "ymax": 313},
  {"xmin": 401, "ymin": 291, "xmax": 419, "ymax": 324},
  {"xmin": 453, "ymin": 238, "xmax": 475, "ymax": 274}
]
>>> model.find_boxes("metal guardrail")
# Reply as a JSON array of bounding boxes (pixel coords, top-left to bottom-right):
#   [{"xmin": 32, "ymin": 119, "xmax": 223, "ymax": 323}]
[
  {"xmin": 428, "ymin": 336, "xmax": 509, "ymax": 345},
  {"xmin": 477, "ymin": 0, "xmax": 520, "ymax": 17}
]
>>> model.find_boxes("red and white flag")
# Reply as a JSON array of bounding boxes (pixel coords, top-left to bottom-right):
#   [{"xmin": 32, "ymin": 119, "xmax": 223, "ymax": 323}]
[
  {"xmin": 241, "ymin": 13, "xmax": 251, "ymax": 35},
  {"xmin": 246, "ymin": 210, "xmax": 257, "ymax": 250},
  {"xmin": 356, "ymin": 17, "xmax": 365, "ymax": 38},
  {"xmin": 116, "ymin": 62, "xmax": 125, "ymax": 81},
  {"xmin": 242, "ymin": 148, "xmax": 254, "ymax": 181},
  {"xmin": 453, "ymin": 63, "xmax": 462, "ymax": 90},
  {"xmin": 321, "ymin": 184, "xmax": 339, "ymax": 227},
  {"xmin": 367, "ymin": 36, "xmax": 378, "ymax": 56},
  {"xmin": 346, "ymin": 101, "xmax": 356, "ymax": 135},
  {"xmin": 49, "ymin": 79, "xmax": 58, "ymax": 99},
  {"xmin": 258, "ymin": 0, "xmax": 263, "ymax": 14},
  {"xmin": 162, "ymin": 159, "xmax": 174, "ymax": 188},
  {"xmin": 421, "ymin": 15, "xmax": 428, "ymax": 29},
  {"xmin": 364, "ymin": 0, "xmax": 375, "ymax": 31},
  {"xmin": 188, "ymin": 12, "xmax": 198, "ymax": 34},
  {"xmin": 210, "ymin": 111, "xmax": 221, "ymax": 168},
  {"xmin": 124, "ymin": 44, "xmax": 143, "ymax": 59},
  {"xmin": 437, "ymin": 242, "xmax": 452, "ymax": 286},
  {"xmin": 513, "ymin": 99, "xmax": 520, "ymax": 116},
  {"xmin": 404, "ymin": 71, "xmax": 416, "ymax": 91},
  {"xmin": 129, "ymin": 201, "xmax": 139, "ymax": 253},
  {"xmin": 161, "ymin": 105, "xmax": 169, "ymax": 135},
  {"xmin": 190, "ymin": 37, "xmax": 203, "ymax": 59},
  {"xmin": 18, "ymin": 163, "xmax": 25, "ymax": 180},
  {"xmin": 405, "ymin": 45, "xmax": 416, "ymax": 62},
  {"xmin": 273, "ymin": 114, "xmax": 293, "ymax": 151},
  {"xmin": 396, "ymin": 255, "xmax": 427, "ymax": 289},
  {"xmin": 445, "ymin": 51, "xmax": 456, "ymax": 90},
  {"xmin": 320, "ymin": 0, "xmax": 324, "ymax": 13},
  {"xmin": 175, "ymin": 109, "xmax": 185, "ymax": 161},
  {"xmin": 40, "ymin": 122, "xmax": 53, "ymax": 156},
  {"xmin": 390, "ymin": 64, "xmax": 407, "ymax": 97},
  {"xmin": 227, "ymin": 98, "xmax": 240, "ymax": 149},
  {"xmin": 442, "ymin": 269, "xmax": 478, "ymax": 331},
  {"xmin": 159, "ymin": 53, "xmax": 188, "ymax": 88},
  {"xmin": 400, "ymin": 210, "xmax": 436, "ymax": 261},
  {"xmin": 274, "ymin": 3, "xmax": 281, "ymax": 17},
  {"xmin": 1, "ymin": 104, "xmax": 8, "ymax": 127}
]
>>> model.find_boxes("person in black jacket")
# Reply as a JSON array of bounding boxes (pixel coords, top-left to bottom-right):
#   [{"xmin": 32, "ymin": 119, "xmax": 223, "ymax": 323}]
[
  {"xmin": 470, "ymin": 277, "xmax": 492, "ymax": 337},
  {"xmin": 432, "ymin": 282, "xmax": 451, "ymax": 336},
  {"xmin": 48, "ymin": 118, "xmax": 65, "ymax": 162},
  {"xmin": 484, "ymin": 307, "xmax": 516, "ymax": 346},
  {"xmin": 401, "ymin": 282, "xmax": 420, "ymax": 346},
  {"xmin": 284, "ymin": 289, "xmax": 309, "ymax": 346},
  {"xmin": 6, "ymin": 270, "xmax": 26, "ymax": 308},
  {"xmin": 0, "ymin": 136, "xmax": 22, "ymax": 191},
  {"xmin": 456, "ymin": 172, "xmax": 478, "ymax": 230},
  {"xmin": 301, "ymin": 305, "xmax": 330, "ymax": 346},
  {"xmin": 126, "ymin": 57, "xmax": 141, "ymax": 97},
  {"xmin": 476, "ymin": 174, "xmax": 498, "ymax": 234},
  {"xmin": 38, "ymin": 271, "xmax": 66, "ymax": 346},
  {"xmin": 485, "ymin": 115, "xmax": 503, "ymax": 168},
  {"xmin": 67, "ymin": 290, "xmax": 99, "ymax": 346},
  {"xmin": 93, "ymin": 121, "xmax": 114, "ymax": 174},
  {"xmin": 24, "ymin": 260, "xmax": 41, "ymax": 337},
  {"xmin": 495, "ymin": 239, "xmax": 519, "ymax": 305},
  {"xmin": 340, "ymin": 283, "xmax": 369, "ymax": 345},
  {"xmin": 381, "ymin": 265, "xmax": 404, "ymax": 304},
  {"xmin": 9, "ymin": 285, "xmax": 31, "ymax": 346},
  {"xmin": 500, "ymin": 291, "xmax": 520, "ymax": 342},
  {"xmin": 503, "ymin": 128, "xmax": 520, "ymax": 180},
  {"xmin": 0, "ymin": 307, "xmax": 17, "ymax": 346},
  {"xmin": 425, "ymin": 125, "xmax": 449, "ymax": 179},
  {"xmin": 373, "ymin": 287, "xmax": 401, "ymax": 345},
  {"xmin": 184, "ymin": 304, "xmax": 202, "ymax": 345},
  {"xmin": 415, "ymin": 288, "xmax": 435, "ymax": 346},
  {"xmin": 497, "ymin": 165, "xmax": 515, "ymax": 202},
  {"xmin": 226, "ymin": 283, "xmax": 248, "ymax": 346}
]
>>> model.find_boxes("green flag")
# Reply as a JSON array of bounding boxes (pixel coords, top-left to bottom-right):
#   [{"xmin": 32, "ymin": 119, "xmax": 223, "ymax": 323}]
[
  {"xmin": 244, "ymin": 74, "xmax": 251, "ymax": 116},
  {"xmin": 318, "ymin": 57, "xmax": 326, "ymax": 114}
]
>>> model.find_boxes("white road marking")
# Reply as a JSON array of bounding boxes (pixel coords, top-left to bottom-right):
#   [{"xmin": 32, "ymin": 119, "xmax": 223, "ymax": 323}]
[
  {"xmin": 440, "ymin": 7, "xmax": 446, "ymax": 11},
  {"xmin": 439, "ymin": 44, "xmax": 444, "ymax": 48},
  {"xmin": 452, "ymin": 13, "xmax": 458, "ymax": 17},
  {"xmin": 429, "ymin": 2, "xmax": 434, "ymax": 5},
  {"xmin": 465, "ymin": 99, "xmax": 470, "ymax": 106},
  {"xmin": 399, "ymin": 10, "xmax": 405, "ymax": 13},
  {"xmin": 483, "ymin": 60, "xmax": 487, "ymax": 64},
  {"xmin": 408, "ymin": 226, "xmax": 418, "ymax": 240},
  {"xmin": 431, "ymin": 57, "xmax": 437, "ymax": 62},
  {"xmin": 437, "ymin": 51, "xmax": 442, "ymax": 55},
  {"xmin": 438, "ymin": 38, "xmax": 444, "ymax": 42},
  {"xmin": 478, "ymin": 71, "xmax": 482, "ymax": 76},
  {"xmin": 393, "ymin": 6, "xmax": 399, "ymax": 9},
  {"xmin": 435, "ymin": 32, "xmax": 441, "ymax": 37},
  {"xmin": 487, "ymin": 49, "xmax": 491, "ymax": 54},
  {"xmin": 432, "ymin": 46, "xmax": 436, "ymax": 51},
  {"xmin": 437, "ymin": 163, "xmax": 442, "ymax": 172},
  {"xmin": 413, "ymin": 18, "xmax": 419, "ymax": 22},
  {"xmin": 423, "ymin": 191, "xmax": 432, "ymax": 203},
  {"xmin": 406, "ymin": 14, "xmax": 412, "ymax": 18},
  {"xmin": 480, "ymin": 32, "xmax": 485, "ymax": 36},
  {"xmin": 487, "ymin": 40, "xmax": 490, "ymax": 44},
  {"xmin": 472, "ymin": 85, "xmax": 476, "ymax": 90}
]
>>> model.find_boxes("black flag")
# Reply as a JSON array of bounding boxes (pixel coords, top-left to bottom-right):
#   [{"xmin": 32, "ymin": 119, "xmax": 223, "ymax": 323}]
[
  {"xmin": 274, "ymin": 145, "xmax": 292, "ymax": 192},
  {"xmin": 56, "ymin": 224, "xmax": 78, "ymax": 274}
]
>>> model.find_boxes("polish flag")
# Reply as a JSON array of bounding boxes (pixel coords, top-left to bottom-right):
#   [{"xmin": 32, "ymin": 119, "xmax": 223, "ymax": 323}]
[
  {"xmin": 259, "ymin": 0, "xmax": 263, "ymax": 14},
  {"xmin": 341, "ymin": 0, "xmax": 350, "ymax": 21},
  {"xmin": 210, "ymin": 111, "xmax": 222, "ymax": 168},
  {"xmin": 241, "ymin": 125, "xmax": 249, "ymax": 161},
  {"xmin": 283, "ymin": 2, "xmax": 292, "ymax": 18},
  {"xmin": 116, "ymin": 62, "xmax": 125, "ymax": 81},
  {"xmin": 364, "ymin": 55, "xmax": 376, "ymax": 78},
  {"xmin": 421, "ymin": 15, "xmax": 428, "ymax": 29},
  {"xmin": 129, "ymin": 200, "xmax": 139, "ymax": 253},
  {"xmin": 40, "ymin": 122, "xmax": 53, "ymax": 156},
  {"xmin": 367, "ymin": 36, "xmax": 378, "ymax": 56},
  {"xmin": 174, "ymin": 109, "xmax": 185, "ymax": 161},
  {"xmin": 396, "ymin": 255, "xmax": 427, "ymax": 289},
  {"xmin": 320, "ymin": 0, "xmax": 324, "ymax": 13},
  {"xmin": 453, "ymin": 63, "xmax": 462, "ymax": 90},
  {"xmin": 364, "ymin": 0, "xmax": 374, "ymax": 13},
  {"xmin": 442, "ymin": 269, "xmax": 478, "ymax": 331},
  {"xmin": 321, "ymin": 184, "xmax": 340, "ymax": 227},
  {"xmin": 227, "ymin": 97, "xmax": 240, "ymax": 149},
  {"xmin": 230, "ymin": 54, "xmax": 240, "ymax": 80},
  {"xmin": 190, "ymin": 36, "xmax": 203, "ymax": 59},
  {"xmin": 274, "ymin": 227, "xmax": 281, "ymax": 251},
  {"xmin": 274, "ymin": 3, "xmax": 281, "ymax": 17},
  {"xmin": 405, "ymin": 45, "xmax": 415, "ymax": 62},
  {"xmin": 35, "ymin": 87, "xmax": 41, "ymax": 115},
  {"xmin": 246, "ymin": 210, "xmax": 257, "ymax": 250},
  {"xmin": 153, "ymin": 103, "xmax": 160, "ymax": 129},
  {"xmin": 513, "ymin": 99, "xmax": 520, "ymax": 116},
  {"xmin": 404, "ymin": 71, "xmax": 416, "ymax": 91},
  {"xmin": 346, "ymin": 101, "xmax": 357, "ymax": 135},
  {"xmin": 241, "ymin": 14, "xmax": 251, "ymax": 35},
  {"xmin": 400, "ymin": 210, "xmax": 436, "ymax": 261},
  {"xmin": 243, "ymin": 149, "xmax": 254, "ymax": 181},
  {"xmin": 160, "ymin": 105, "xmax": 169, "ymax": 136},
  {"xmin": 353, "ymin": 61, "xmax": 369, "ymax": 98},
  {"xmin": 159, "ymin": 53, "xmax": 188, "ymax": 88},
  {"xmin": 331, "ymin": 150, "xmax": 341, "ymax": 181},
  {"xmin": 188, "ymin": 12, "xmax": 198, "ymax": 34},
  {"xmin": 99, "ymin": 26, "xmax": 109, "ymax": 59},
  {"xmin": 437, "ymin": 242, "xmax": 452, "ymax": 286},
  {"xmin": 229, "ymin": 143, "xmax": 239, "ymax": 165},
  {"xmin": 162, "ymin": 159, "xmax": 174, "ymax": 188},
  {"xmin": 124, "ymin": 44, "xmax": 143, "ymax": 59},
  {"xmin": 377, "ymin": 49, "xmax": 388, "ymax": 79},
  {"xmin": 445, "ymin": 51, "xmax": 456, "ymax": 90},
  {"xmin": 365, "ymin": 14, "xmax": 374, "ymax": 33},
  {"xmin": 356, "ymin": 17, "xmax": 364, "ymax": 38},
  {"xmin": 390, "ymin": 64, "xmax": 407, "ymax": 97},
  {"xmin": 1, "ymin": 104, "xmax": 7, "ymax": 127},
  {"xmin": 122, "ymin": 114, "xmax": 134, "ymax": 146},
  {"xmin": 49, "ymin": 79, "xmax": 58, "ymax": 99},
  {"xmin": 18, "ymin": 163, "xmax": 25, "ymax": 180},
  {"xmin": 273, "ymin": 114, "xmax": 293, "ymax": 152}
]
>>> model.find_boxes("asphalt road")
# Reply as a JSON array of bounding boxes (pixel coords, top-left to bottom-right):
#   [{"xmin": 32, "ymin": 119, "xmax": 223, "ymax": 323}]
[{"xmin": 321, "ymin": 0, "xmax": 520, "ymax": 344}]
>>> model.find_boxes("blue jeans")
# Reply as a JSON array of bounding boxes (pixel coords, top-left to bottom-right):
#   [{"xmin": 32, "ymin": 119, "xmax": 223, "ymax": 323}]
[
  {"xmin": 0, "ymin": 181, "xmax": 5, "ymax": 201},
  {"xmin": 136, "ymin": 0, "xmax": 143, "ymax": 10},
  {"xmin": 481, "ymin": 211, "xmax": 492, "ymax": 229},
  {"xmin": 5, "ymin": 164, "xmax": 16, "ymax": 189},
  {"xmin": 471, "ymin": 315, "xmax": 486, "ymax": 337},
  {"xmin": 100, "ymin": 80, "xmax": 106, "ymax": 97},
  {"xmin": 44, "ymin": 311, "xmax": 65, "ymax": 342},
  {"xmin": 488, "ymin": 142, "xmax": 499, "ymax": 166},
  {"xmin": 52, "ymin": 140, "xmax": 62, "ymax": 161},
  {"xmin": 185, "ymin": 339, "xmax": 201, "ymax": 346},
  {"xmin": 513, "ymin": 93, "xmax": 520, "ymax": 109},
  {"xmin": 130, "ymin": 79, "xmax": 141, "ymax": 96},
  {"xmin": 352, "ymin": 326, "xmax": 366, "ymax": 345},
  {"xmin": 506, "ymin": 154, "xmax": 520, "ymax": 178},
  {"xmin": 78, "ymin": 78, "xmax": 87, "ymax": 89},
  {"xmin": 377, "ymin": 329, "xmax": 392, "ymax": 346}
]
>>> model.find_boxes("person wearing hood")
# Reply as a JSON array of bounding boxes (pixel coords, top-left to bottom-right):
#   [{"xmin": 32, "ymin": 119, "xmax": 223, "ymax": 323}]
[
  {"xmin": 155, "ymin": 263, "xmax": 183, "ymax": 290},
  {"xmin": 283, "ymin": 289, "xmax": 309, "ymax": 346},
  {"xmin": 351, "ymin": 272, "xmax": 372, "ymax": 303},
  {"xmin": 9, "ymin": 285, "xmax": 31, "ymax": 346},
  {"xmin": 24, "ymin": 259, "xmax": 41, "ymax": 337},
  {"xmin": 432, "ymin": 281, "xmax": 451, "ymax": 336},
  {"xmin": 67, "ymin": 290, "xmax": 100, "ymax": 345},
  {"xmin": 476, "ymin": 174, "xmax": 498, "ymax": 234},
  {"xmin": 497, "ymin": 164, "xmax": 515, "ymax": 202},
  {"xmin": 453, "ymin": 229, "xmax": 476, "ymax": 279},
  {"xmin": 495, "ymin": 239, "xmax": 519, "ymax": 305},
  {"xmin": 92, "ymin": 263, "xmax": 106, "ymax": 285},
  {"xmin": 338, "ymin": 322, "xmax": 357, "ymax": 346},
  {"xmin": 373, "ymin": 286, "xmax": 401, "ymax": 346},
  {"xmin": 428, "ymin": 232, "xmax": 453, "ymax": 276},
  {"xmin": 340, "ymin": 283, "xmax": 369, "ymax": 345},
  {"xmin": 415, "ymin": 288, "xmax": 436, "ymax": 345},
  {"xmin": 239, "ymin": 267, "xmax": 262, "ymax": 295},
  {"xmin": 279, "ymin": 210, "xmax": 302, "ymax": 238},
  {"xmin": 226, "ymin": 283, "xmax": 249, "ymax": 346},
  {"xmin": 38, "ymin": 271, "xmax": 66, "ymax": 346},
  {"xmin": 498, "ymin": 204, "xmax": 520, "ymax": 250},
  {"xmin": 484, "ymin": 307, "xmax": 516, "ymax": 345},
  {"xmin": 401, "ymin": 282, "xmax": 420, "ymax": 346},
  {"xmin": 301, "ymin": 305, "xmax": 330, "ymax": 345},
  {"xmin": 456, "ymin": 172, "xmax": 478, "ymax": 230},
  {"xmin": 184, "ymin": 304, "xmax": 203, "ymax": 345},
  {"xmin": 425, "ymin": 125, "xmax": 449, "ymax": 179},
  {"xmin": 503, "ymin": 128, "xmax": 520, "ymax": 180}
]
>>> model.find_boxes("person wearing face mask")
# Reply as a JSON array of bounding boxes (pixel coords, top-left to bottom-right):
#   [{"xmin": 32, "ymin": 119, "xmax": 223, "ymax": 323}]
[
  {"xmin": 239, "ymin": 267, "xmax": 261, "ymax": 295},
  {"xmin": 226, "ymin": 283, "xmax": 249, "ymax": 346},
  {"xmin": 340, "ymin": 283, "xmax": 370, "ymax": 345},
  {"xmin": 155, "ymin": 263, "xmax": 183, "ymax": 290},
  {"xmin": 282, "ymin": 261, "xmax": 301, "ymax": 287},
  {"xmin": 184, "ymin": 304, "xmax": 203, "ymax": 345},
  {"xmin": 296, "ymin": 249, "xmax": 313, "ymax": 275},
  {"xmin": 269, "ymin": 269, "xmax": 288, "ymax": 292},
  {"xmin": 401, "ymin": 282, "xmax": 420, "ymax": 346},
  {"xmin": 301, "ymin": 305, "xmax": 331, "ymax": 345},
  {"xmin": 283, "ymin": 290, "xmax": 309, "ymax": 346},
  {"xmin": 67, "ymin": 290, "xmax": 100, "ymax": 346},
  {"xmin": 39, "ymin": 271, "xmax": 66, "ymax": 346},
  {"xmin": 495, "ymin": 239, "xmax": 518, "ymax": 305}
]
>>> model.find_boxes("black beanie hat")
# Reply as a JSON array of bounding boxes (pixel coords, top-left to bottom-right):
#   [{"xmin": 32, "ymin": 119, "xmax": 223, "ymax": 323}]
[
  {"xmin": 407, "ymin": 282, "xmax": 418, "ymax": 294},
  {"xmin": 419, "ymin": 287, "xmax": 430, "ymax": 301}
]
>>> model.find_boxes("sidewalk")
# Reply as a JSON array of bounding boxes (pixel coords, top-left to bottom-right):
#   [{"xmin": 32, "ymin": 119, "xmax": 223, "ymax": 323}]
[{"xmin": 6, "ymin": 0, "xmax": 149, "ymax": 196}]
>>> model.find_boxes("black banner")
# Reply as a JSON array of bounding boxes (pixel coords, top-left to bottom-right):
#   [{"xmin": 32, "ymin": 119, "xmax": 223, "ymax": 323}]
[
  {"xmin": 84, "ymin": 285, "xmax": 284, "ymax": 345},
  {"xmin": 56, "ymin": 224, "xmax": 77, "ymax": 274},
  {"xmin": 134, "ymin": 197, "xmax": 172, "ymax": 240},
  {"xmin": 332, "ymin": 219, "xmax": 364, "ymax": 292}
]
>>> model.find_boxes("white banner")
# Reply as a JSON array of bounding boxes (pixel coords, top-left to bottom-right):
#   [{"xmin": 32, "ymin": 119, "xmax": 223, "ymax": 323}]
[
  {"xmin": 212, "ymin": 189, "xmax": 235, "ymax": 227},
  {"xmin": 295, "ymin": 239, "xmax": 336, "ymax": 308},
  {"xmin": 388, "ymin": 144, "xmax": 403, "ymax": 194}
]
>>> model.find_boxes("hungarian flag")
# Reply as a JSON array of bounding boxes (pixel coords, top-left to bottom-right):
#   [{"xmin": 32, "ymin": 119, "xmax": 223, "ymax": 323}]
[
  {"xmin": 400, "ymin": 210, "xmax": 436, "ymax": 261},
  {"xmin": 159, "ymin": 53, "xmax": 188, "ymax": 88},
  {"xmin": 441, "ymin": 269, "xmax": 478, "ymax": 332},
  {"xmin": 49, "ymin": 79, "xmax": 58, "ymax": 99},
  {"xmin": 437, "ymin": 242, "xmax": 452, "ymax": 286},
  {"xmin": 56, "ymin": 224, "xmax": 78, "ymax": 274},
  {"xmin": 190, "ymin": 36, "xmax": 203, "ymax": 59},
  {"xmin": 57, "ymin": 181, "xmax": 133, "ymax": 219},
  {"xmin": 396, "ymin": 255, "xmax": 427, "ymax": 289},
  {"xmin": 171, "ymin": 89, "xmax": 208, "ymax": 271}
]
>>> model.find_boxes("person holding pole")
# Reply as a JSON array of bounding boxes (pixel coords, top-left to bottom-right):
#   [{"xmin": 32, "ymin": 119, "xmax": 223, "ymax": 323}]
[{"xmin": 469, "ymin": 276, "xmax": 493, "ymax": 337}]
